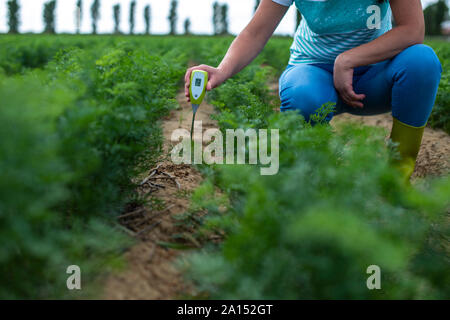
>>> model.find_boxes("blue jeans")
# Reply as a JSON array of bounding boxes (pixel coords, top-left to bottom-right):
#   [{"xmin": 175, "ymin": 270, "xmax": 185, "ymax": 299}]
[{"xmin": 279, "ymin": 44, "xmax": 442, "ymax": 127}]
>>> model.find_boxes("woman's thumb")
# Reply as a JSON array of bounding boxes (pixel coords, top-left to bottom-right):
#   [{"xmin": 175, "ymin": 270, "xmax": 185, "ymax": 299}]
[{"xmin": 207, "ymin": 75, "xmax": 218, "ymax": 90}]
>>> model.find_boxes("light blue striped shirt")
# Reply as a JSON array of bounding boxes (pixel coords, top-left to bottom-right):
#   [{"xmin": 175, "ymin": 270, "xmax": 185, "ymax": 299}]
[{"xmin": 273, "ymin": 0, "xmax": 392, "ymax": 65}]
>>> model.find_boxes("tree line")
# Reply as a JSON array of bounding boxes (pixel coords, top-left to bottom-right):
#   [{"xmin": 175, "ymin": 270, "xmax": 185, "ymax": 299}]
[
  {"xmin": 5, "ymin": 0, "xmax": 219, "ymax": 35},
  {"xmin": 6, "ymin": 0, "xmax": 172, "ymax": 35},
  {"xmin": 5, "ymin": 0, "xmax": 449, "ymax": 36},
  {"xmin": 424, "ymin": 0, "xmax": 449, "ymax": 36}
]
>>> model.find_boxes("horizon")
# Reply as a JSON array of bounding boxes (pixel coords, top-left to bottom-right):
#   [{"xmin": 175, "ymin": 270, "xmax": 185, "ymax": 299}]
[{"xmin": 0, "ymin": 0, "xmax": 443, "ymax": 36}]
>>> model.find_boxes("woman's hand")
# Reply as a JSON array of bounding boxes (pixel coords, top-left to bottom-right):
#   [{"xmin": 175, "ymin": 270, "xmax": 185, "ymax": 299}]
[
  {"xmin": 184, "ymin": 1, "xmax": 289, "ymax": 103},
  {"xmin": 334, "ymin": 54, "xmax": 365, "ymax": 108},
  {"xmin": 331, "ymin": 0, "xmax": 425, "ymax": 108},
  {"xmin": 184, "ymin": 65, "xmax": 229, "ymax": 102}
]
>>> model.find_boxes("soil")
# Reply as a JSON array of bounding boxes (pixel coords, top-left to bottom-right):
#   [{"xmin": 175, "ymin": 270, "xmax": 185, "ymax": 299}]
[
  {"xmin": 102, "ymin": 83, "xmax": 449, "ymax": 300},
  {"xmin": 331, "ymin": 113, "xmax": 450, "ymax": 178},
  {"xmin": 101, "ymin": 91, "xmax": 218, "ymax": 300}
]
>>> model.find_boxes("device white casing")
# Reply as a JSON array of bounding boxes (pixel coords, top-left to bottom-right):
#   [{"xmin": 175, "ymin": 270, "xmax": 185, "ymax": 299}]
[{"xmin": 191, "ymin": 71, "xmax": 206, "ymax": 101}]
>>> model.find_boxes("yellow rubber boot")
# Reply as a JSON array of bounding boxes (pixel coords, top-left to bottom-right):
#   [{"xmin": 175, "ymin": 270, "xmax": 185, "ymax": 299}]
[{"xmin": 390, "ymin": 117, "xmax": 425, "ymax": 181}]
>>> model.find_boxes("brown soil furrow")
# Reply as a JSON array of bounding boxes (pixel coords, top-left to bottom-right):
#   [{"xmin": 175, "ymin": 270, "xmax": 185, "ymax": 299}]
[{"xmin": 102, "ymin": 91, "xmax": 218, "ymax": 300}]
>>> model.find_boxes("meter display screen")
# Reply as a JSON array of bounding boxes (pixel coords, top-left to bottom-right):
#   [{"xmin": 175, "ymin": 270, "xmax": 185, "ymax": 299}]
[{"xmin": 195, "ymin": 78, "xmax": 202, "ymax": 87}]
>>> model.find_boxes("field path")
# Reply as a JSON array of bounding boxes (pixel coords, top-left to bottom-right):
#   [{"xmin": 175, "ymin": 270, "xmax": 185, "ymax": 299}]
[{"xmin": 101, "ymin": 90, "xmax": 218, "ymax": 300}]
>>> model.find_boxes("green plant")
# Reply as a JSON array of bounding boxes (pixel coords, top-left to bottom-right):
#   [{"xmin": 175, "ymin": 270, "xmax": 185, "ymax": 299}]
[
  {"xmin": 213, "ymin": 2, "xmax": 220, "ymax": 36},
  {"xmin": 208, "ymin": 65, "xmax": 276, "ymax": 130},
  {"xmin": 7, "ymin": 0, "xmax": 20, "ymax": 34},
  {"xmin": 91, "ymin": 0, "xmax": 100, "ymax": 35},
  {"xmin": 43, "ymin": 0, "xmax": 56, "ymax": 34},
  {"xmin": 181, "ymin": 63, "xmax": 450, "ymax": 299},
  {"xmin": 76, "ymin": 0, "xmax": 82, "ymax": 34},
  {"xmin": 424, "ymin": 0, "xmax": 448, "ymax": 36},
  {"xmin": 428, "ymin": 41, "xmax": 450, "ymax": 134},
  {"xmin": 184, "ymin": 113, "xmax": 450, "ymax": 300},
  {"xmin": 0, "ymin": 43, "xmax": 183, "ymax": 298},
  {"xmin": 0, "ymin": 75, "xmax": 131, "ymax": 299},
  {"xmin": 168, "ymin": 0, "xmax": 178, "ymax": 35},
  {"xmin": 212, "ymin": 2, "xmax": 229, "ymax": 36},
  {"xmin": 129, "ymin": 0, "xmax": 136, "ymax": 35},
  {"xmin": 184, "ymin": 18, "xmax": 191, "ymax": 35},
  {"xmin": 0, "ymin": 33, "xmax": 447, "ymax": 300},
  {"xmin": 113, "ymin": 4, "xmax": 121, "ymax": 35},
  {"xmin": 220, "ymin": 4, "xmax": 229, "ymax": 35},
  {"xmin": 144, "ymin": 5, "xmax": 151, "ymax": 35}
]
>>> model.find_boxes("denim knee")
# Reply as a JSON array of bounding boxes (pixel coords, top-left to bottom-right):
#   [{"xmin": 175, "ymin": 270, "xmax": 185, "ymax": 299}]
[
  {"xmin": 389, "ymin": 44, "xmax": 442, "ymax": 127},
  {"xmin": 393, "ymin": 44, "xmax": 442, "ymax": 84},
  {"xmin": 280, "ymin": 85, "xmax": 329, "ymax": 122}
]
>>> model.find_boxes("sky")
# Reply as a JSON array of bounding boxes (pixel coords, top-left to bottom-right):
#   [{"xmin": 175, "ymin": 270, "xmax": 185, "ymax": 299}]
[{"xmin": 0, "ymin": 0, "xmax": 442, "ymax": 36}]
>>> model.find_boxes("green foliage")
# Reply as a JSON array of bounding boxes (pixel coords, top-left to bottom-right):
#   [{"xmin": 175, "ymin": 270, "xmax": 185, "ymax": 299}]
[
  {"xmin": 0, "ymin": 43, "xmax": 183, "ymax": 298},
  {"xmin": 43, "ymin": 0, "xmax": 56, "ymax": 34},
  {"xmin": 185, "ymin": 120, "xmax": 450, "ymax": 299},
  {"xmin": 0, "ymin": 75, "xmax": 131, "ymax": 299},
  {"xmin": 220, "ymin": 5, "xmax": 229, "ymax": 35},
  {"xmin": 428, "ymin": 41, "xmax": 450, "ymax": 134},
  {"xmin": 0, "ymin": 34, "xmax": 448, "ymax": 300},
  {"xmin": 212, "ymin": 2, "xmax": 229, "ymax": 35},
  {"xmin": 184, "ymin": 18, "xmax": 191, "ymax": 35},
  {"xmin": 182, "ymin": 64, "xmax": 450, "ymax": 299},
  {"xmin": 48, "ymin": 47, "xmax": 181, "ymax": 216},
  {"xmin": 76, "ymin": 0, "xmax": 82, "ymax": 34},
  {"xmin": 129, "ymin": 1, "xmax": 136, "ymax": 35},
  {"xmin": 7, "ymin": 0, "xmax": 20, "ymax": 34},
  {"xmin": 113, "ymin": 4, "xmax": 121, "ymax": 34},
  {"xmin": 168, "ymin": 0, "xmax": 178, "ymax": 35},
  {"xmin": 144, "ymin": 5, "xmax": 151, "ymax": 35},
  {"xmin": 424, "ymin": 0, "xmax": 449, "ymax": 36},
  {"xmin": 91, "ymin": 0, "xmax": 100, "ymax": 35},
  {"xmin": 213, "ymin": 2, "xmax": 219, "ymax": 35},
  {"xmin": 208, "ymin": 65, "xmax": 276, "ymax": 130}
]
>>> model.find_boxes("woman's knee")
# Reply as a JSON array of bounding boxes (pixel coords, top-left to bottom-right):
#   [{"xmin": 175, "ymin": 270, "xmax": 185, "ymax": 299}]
[
  {"xmin": 393, "ymin": 44, "xmax": 442, "ymax": 82},
  {"xmin": 280, "ymin": 84, "xmax": 331, "ymax": 121},
  {"xmin": 279, "ymin": 64, "xmax": 337, "ymax": 121},
  {"xmin": 389, "ymin": 44, "xmax": 442, "ymax": 127}
]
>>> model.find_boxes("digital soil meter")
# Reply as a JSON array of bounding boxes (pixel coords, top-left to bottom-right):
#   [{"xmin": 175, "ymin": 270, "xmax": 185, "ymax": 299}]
[{"xmin": 189, "ymin": 70, "xmax": 208, "ymax": 138}]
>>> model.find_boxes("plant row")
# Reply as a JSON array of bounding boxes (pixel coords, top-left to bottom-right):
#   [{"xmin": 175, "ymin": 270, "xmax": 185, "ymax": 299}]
[
  {"xmin": 0, "ymin": 45, "xmax": 183, "ymax": 298},
  {"xmin": 182, "ymin": 63, "xmax": 450, "ymax": 299}
]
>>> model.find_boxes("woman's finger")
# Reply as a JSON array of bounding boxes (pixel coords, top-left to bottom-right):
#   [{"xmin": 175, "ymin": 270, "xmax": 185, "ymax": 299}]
[
  {"xmin": 185, "ymin": 80, "xmax": 189, "ymax": 96},
  {"xmin": 347, "ymin": 88, "xmax": 365, "ymax": 103},
  {"xmin": 185, "ymin": 64, "xmax": 221, "ymax": 100},
  {"xmin": 207, "ymin": 76, "xmax": 220, "ymax": 91},
  {"xmin": 342, "ymin": 86, "xmax": 365, "ymax": 108},
  {"xmin": 184, "ymin": 69, "xmax": 193, "ymax": 98},
  {"xmin": 343, "ymin": 94, "xmax": 362, "ymax": 108},
  {"xmin": 350, "ymin": 100, "xmax": 364, "ymax": 108},
  {"xmin": 339, "ymin": 90, "xmax": 359, "ymax": 108},
  {"xmin": 184, "ymin": 68, "xmax": 192, "ymax": 86},
  {"xmin": 341, "ymin": 93, "xmax": 354, "ymax": 107}
]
